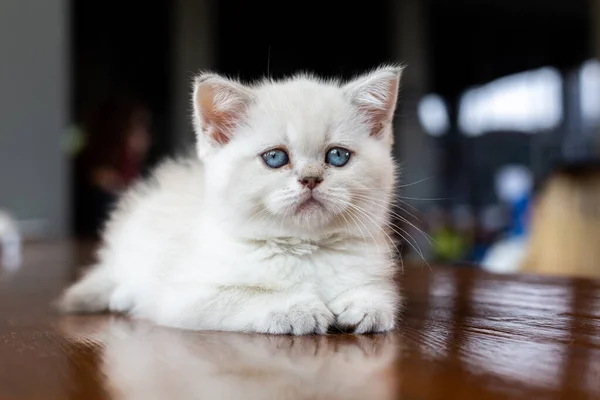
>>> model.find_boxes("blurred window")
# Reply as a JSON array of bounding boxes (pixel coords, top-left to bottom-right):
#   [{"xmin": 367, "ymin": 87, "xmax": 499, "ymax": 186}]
[{"xmin": 459, "ymin": 67, "xmax": 563, "ymax": 136}]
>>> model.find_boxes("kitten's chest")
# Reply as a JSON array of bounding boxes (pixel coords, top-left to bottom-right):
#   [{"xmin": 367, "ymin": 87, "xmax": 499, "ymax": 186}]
[
  {"xmin": 220, "ymin": 237, "xmax": 341, "ymax": 283},
  {"xmin": 198, "ymin": 235, "xmax": 377, "ymax": 287},
  {"xmin": 260, "ymin": 237, "xmax": 321, "ymax": 257},
  {"xmin": 251, "ymin": 236, "xmax": 367, "ymax": 277},
  {"xmin": 247, "ymin": 238, "xmax": 325, "ymax": 280}
]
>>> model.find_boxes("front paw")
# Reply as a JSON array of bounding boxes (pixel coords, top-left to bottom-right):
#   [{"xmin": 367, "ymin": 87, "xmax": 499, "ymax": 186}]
[
  {"xmin": 328, "ymin": 291, "xmax": 398, "ymax": 334},
  {"xmin": 258, "ymin": 302, "xmax": 334, "ymax": 335}
]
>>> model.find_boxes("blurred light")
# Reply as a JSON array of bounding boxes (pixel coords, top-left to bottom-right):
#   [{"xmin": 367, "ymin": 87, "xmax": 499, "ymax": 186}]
[
  {"xmin": 495, "ymin": 165, "xmax": 533, "ymax": 204},
  {"xmin": 580, "ymin": 59, "xmax": 600, "ymax": 126},
  {"xmin": 0, "ymin": 210, "xmax": 21, "ymax": 272},
  {"xmin": 458, "ymin": 67, "xmax": 563, "ymax": 136},
  {"xmin": 418, "ymin": 94, "xmax": 449, "ymax": 137}
]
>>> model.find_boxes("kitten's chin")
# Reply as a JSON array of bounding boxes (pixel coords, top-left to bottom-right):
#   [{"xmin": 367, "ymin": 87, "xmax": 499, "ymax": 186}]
[
  {"xmin": 292, "ymin": 215, "xmax": 332, "ymax": 232},
  {"xmin": 295, "ymin": 198, "xmax": 324, "ymax": 215},
  {"xmin": 290, "ymin": 205, "xmax": 336, "ymax": 231}
]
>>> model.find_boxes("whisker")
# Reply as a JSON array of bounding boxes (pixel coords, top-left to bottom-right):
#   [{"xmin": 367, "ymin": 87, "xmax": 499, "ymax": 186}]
[
  {"xmin": 340, "ymin": 204, "xmax": 369, "ymax": 246},
  {"xmin": 332, "ymin": 197, "xmax": 397, "ymax": 258},
  {"xmin": 344, "ymin": 201, "xmax": 430, "ymax": 270},
  {"xmin": 384, "ymin": 221, "xmax": 431, "ymax": 270},
  {"xmin": 342, "ymin": 201, "xmax": 401, "ymax": 262},
  {"xmin": 350, "ymin": 194, "xmax": 436, "ymax": 245},
  {"xmin": 397, "ymin": 196, "xmax": 451, "ymax": 201},
  {"xmin": 395, "ymin": 198, "xmax": 421, "ymax": 213},
  {"xmin": 396, "ymin": 177, "xmax": 432, "ymax": 189},
  {"xmin": 351, "ymin": 193, "xmax": 423, "ymax": 222},
  {"xmin": 347, "ymin": 210, "xmax": 381, "ymax": 255}
]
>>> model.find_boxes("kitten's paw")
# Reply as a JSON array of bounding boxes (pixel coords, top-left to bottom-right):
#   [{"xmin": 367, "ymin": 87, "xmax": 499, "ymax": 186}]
[
  {"xmin": 260, "ymin": 302, "xmax": 334, "ymax": 335},
  {"xmin": 57, "ymin": 285, "xmax": 110, "ymax": 314},
  {"xmin": 55, "ymin": 266, "xmax": 114, "ymax": 314},
  {"xmin": 328, "ymin": 292, "xmax": 398, "ymax": 334},
  {"xmin": 334, "ymin": 306, "xmax": 395, "ymax": 334}
]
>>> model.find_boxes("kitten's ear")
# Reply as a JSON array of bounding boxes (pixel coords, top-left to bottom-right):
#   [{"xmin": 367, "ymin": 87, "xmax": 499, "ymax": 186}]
[
  {"xmin": 192, "ymin": 73, "xmax": 253, "ymax": 148},
  {"xmin": 343, "ymin": 65, "xmax": 403, "ymax": 142}
]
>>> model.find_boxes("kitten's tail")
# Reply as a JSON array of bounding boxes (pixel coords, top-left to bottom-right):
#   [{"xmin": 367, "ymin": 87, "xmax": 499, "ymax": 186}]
[{"xmin": 57, "ymin": 265, "xmax": 115, "ymax": 314}]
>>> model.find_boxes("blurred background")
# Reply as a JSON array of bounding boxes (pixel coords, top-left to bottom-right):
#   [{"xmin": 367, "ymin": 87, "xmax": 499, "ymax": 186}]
[{"xmin": 1, "ymin": 0, "xmax": 600, "ymax": 275}]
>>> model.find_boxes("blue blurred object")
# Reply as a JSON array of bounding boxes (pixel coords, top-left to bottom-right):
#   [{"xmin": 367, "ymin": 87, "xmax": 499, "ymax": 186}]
[
  {"xmin": 477, "ymin": 165, "xmax": 533, "ymax": 269},
  {"xmin": 509, "ymin": 194, "xmax": 530, "ymax": 237}
]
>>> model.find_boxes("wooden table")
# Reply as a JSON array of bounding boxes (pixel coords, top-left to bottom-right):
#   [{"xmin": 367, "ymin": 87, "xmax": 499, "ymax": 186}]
[{"xmin": 0, "ymin": 242, "xmax": 599, "ymax": 399}]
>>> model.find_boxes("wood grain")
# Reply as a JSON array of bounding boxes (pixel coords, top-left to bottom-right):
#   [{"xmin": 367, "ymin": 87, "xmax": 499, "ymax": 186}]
[{"xmin": 0, "ymin": 241, "xmax": 599, "ymax": 399}]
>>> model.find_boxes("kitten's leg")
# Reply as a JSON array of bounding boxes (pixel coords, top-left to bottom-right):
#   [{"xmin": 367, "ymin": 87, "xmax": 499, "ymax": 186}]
[
  {"xmin": 57, "ymin": 265, "xmax": 115, "ymax": 313},
  {"xmin": 153, "ymin": 285, "xmax": 334, "ymax": 335},
  {"xmin": 326, "ymin": 280, "xmax": 400, "ymax": 334}
]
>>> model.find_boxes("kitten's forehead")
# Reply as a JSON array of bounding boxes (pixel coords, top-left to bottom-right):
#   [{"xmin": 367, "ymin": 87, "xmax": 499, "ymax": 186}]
[{"xmin": 250, "ymin": 78, "xmax": 354, "ymax": 153}]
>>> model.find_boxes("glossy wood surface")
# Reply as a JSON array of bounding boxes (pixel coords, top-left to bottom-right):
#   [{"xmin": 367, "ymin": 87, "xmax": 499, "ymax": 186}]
[{"xmin": 0, "ymin": 242, "xmax": 599, "ymax": 399}]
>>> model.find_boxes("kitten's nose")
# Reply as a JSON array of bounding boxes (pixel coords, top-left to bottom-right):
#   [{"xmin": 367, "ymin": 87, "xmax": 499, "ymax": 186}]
[
  {"xmin": 299, "ymin": 164, "xmax": 324, "ymax": 190},
  {"xmin": 299, "ymin": 177, "xmax": 322, "ymax": 190}
]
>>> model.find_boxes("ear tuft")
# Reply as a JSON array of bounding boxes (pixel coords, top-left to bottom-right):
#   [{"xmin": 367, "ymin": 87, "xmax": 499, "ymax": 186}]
[
  {"xmin": 192, "ymin": 73, "xmax": 253, "ymax": 148},
  {"xmin": 343, "ymin": 65, "xmax": 403, "ymax": 141}
]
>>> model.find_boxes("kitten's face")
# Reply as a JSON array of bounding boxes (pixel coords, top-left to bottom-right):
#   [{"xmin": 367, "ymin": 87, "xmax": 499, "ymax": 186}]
[{"xmin": 194, "ymin": 68, "xmax": 401, "ymax": 238}]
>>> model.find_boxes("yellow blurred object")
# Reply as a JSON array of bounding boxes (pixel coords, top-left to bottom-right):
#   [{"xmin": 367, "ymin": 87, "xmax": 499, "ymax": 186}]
[
  {"xmin": 521, "ymin": 163, "xmax": 600, "ymax": 278},
  {"xmin": 431, "ymin": 227, "xmax": 467, "ymax": 262}
]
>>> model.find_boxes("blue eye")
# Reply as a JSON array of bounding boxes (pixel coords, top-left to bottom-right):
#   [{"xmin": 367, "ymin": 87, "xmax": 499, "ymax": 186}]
[
  {"xmin": 262, "ymin": 149, "xmax": 289, "ymax": 168},
  {"xmin": 326, "ymin": 147, "xmax": 351, "ymax": 167}
]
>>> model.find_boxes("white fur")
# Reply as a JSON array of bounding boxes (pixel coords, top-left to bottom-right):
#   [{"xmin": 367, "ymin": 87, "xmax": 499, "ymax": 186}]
[{"xmin": 59, "ymin": 66, "xmax": 403, "ymax": 335}]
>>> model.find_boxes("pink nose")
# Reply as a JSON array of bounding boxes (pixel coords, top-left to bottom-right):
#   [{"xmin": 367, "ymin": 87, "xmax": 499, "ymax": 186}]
[{"xmin": 299, "ymin": 177, "xmax": 322, "ymax": 190}]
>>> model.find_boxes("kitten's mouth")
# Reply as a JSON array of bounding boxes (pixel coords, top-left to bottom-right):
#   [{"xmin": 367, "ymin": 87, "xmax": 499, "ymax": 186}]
[{"xmin": 295, "ymin": 197, "xmax": 324, "ymax": 214}]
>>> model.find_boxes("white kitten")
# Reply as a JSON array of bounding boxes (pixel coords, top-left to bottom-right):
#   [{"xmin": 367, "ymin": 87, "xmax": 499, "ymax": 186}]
[{"xmin": 59, "ymin": 65, "xmax": 403, "ymax": 335}]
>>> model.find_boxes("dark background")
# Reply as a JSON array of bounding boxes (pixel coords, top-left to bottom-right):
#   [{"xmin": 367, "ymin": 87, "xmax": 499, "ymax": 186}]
[{"xmin": 1, "ymin": 0, "xmax": 598, "ymax": 262}]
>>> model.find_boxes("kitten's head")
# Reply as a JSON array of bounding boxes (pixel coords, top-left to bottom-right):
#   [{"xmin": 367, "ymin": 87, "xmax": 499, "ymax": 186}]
[{"xmin": 192, "ymin": 66, "xmax": 401, "ymax": 239}]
